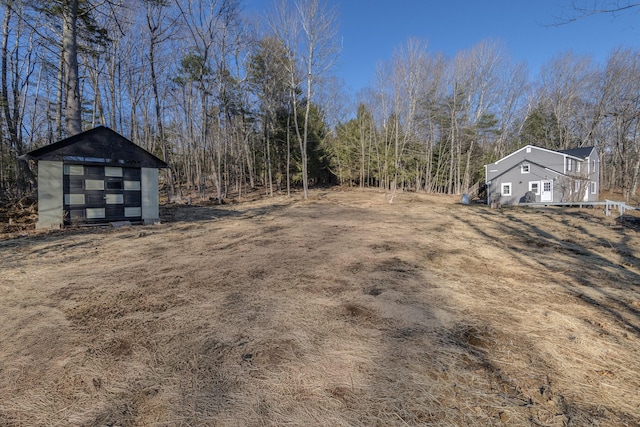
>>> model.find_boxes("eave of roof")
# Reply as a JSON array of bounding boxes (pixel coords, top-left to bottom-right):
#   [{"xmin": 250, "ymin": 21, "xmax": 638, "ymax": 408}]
[
  {"xmin": 23, "ymin": 125, "xmax": 167, "ymax": 168},
  {"xmin": 487, "ymin": 158, "xmax": 565, "ymax": 182},
  {"xmin": 490, "ymin": 144, "xmax": 588, "ymax": 166}
]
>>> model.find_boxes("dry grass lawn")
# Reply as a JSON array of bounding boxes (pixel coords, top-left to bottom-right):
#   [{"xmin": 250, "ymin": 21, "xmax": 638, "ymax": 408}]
[{"xmin": 1, "ymin": 188, "xmax": 639, "ymax": 426}]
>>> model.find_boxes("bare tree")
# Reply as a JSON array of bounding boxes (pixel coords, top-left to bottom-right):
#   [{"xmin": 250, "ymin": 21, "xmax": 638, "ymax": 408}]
[
  {"xmin": 1, "ymin": 0, "xmax": 36, "ymax": 193},
  {"xmin": 538, "ymin": 51, "xmax": 595, "ymax": 150},
  {"xmin": 270, "ymin": 0, "xmax": 339, "ymax": 199},
  {"xmin": 554, "ymin": 0, "xmax": 640, "ymax": 24},
  {"xmin": 600, "ymin": 47, "xmax": 640, "ymax": 201},
  {"xmin": 145, "ymin": 0, "xmax": 176, "ymax": 196}
]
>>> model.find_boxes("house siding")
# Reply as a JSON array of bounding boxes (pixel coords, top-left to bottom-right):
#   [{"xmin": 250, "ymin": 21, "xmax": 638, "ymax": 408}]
[
  {"xmin": 487, "ymin": 161, "xmax": 561, "ymax": 205},
  {"xmin": 585, "ymin": 150, "xmax": 600, "ymax": 202},
  {"xmin": 494, "ymin": 146, "xmax": 566, "ymax": 173}
]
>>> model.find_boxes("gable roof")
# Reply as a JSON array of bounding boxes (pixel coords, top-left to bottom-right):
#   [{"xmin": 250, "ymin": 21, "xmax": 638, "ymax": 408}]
[
  {"xmin": 23, "ymin": 126, "xmax": 167, "ymax": 169},
  {"xmin": 557, "ymin": 146, "xmax": 595, "ymax": 159},
  {"xmin": 492, "ymin": 144, "xmax": 588, "ymax": 166},
  {"xmin": 488, "ymin": 158, "xmax": 565, "ymax": 182}
]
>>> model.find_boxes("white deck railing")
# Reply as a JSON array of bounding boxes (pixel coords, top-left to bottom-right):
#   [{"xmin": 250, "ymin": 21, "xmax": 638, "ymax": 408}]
[{"xmin": 518, "ymin": 200, "xmax": 638, "ymax": 217}]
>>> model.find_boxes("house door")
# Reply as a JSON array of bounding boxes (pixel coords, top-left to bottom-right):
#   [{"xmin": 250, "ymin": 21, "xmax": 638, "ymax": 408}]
[
  {"xmin": 541, "ymin": 180, "xmax": 553, "ymax": 202},
  {"xmin": 63, "ymin": 164, "xmax": 142, "ymax": 224}
]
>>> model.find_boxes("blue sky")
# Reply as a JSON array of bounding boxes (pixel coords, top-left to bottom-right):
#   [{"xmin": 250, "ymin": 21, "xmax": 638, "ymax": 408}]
[{"xmin": 247, "ymin": 1, "xmax": 640, "ymax": 92}]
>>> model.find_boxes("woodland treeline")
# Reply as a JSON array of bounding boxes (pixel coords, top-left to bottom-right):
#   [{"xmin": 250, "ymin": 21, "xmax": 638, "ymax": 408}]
[{"xmin": 2, "ymin": 0, "xmax": 640, "ymax": 203}]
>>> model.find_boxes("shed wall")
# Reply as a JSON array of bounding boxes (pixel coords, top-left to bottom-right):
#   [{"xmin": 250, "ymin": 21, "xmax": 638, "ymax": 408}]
[
  {"xmin": 36, "ymin": 161, "xmax": 64, "ymax": 229},
  {"xmin": 141, "ymin": 167, "xmax": 159, "ymax": 224}
]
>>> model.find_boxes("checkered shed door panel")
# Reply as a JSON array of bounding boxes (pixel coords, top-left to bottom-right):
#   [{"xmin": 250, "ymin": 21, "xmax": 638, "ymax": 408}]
[{"xmin": 63, "ymin": 165, "xmax": 142, "ymax": 224}]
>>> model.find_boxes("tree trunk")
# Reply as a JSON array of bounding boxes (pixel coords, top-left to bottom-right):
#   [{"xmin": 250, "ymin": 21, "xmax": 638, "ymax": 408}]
[
  {"xmin": 146, "ymin": 9, "xmax": 175, "ymax": 197},
  {"xmin": 62, "ymin": 0, "xmax": 82, "ymax": 136},
  {"xmin": 266, "ymin": 120, "xmax": 273, "ymax": 196},
  {"xmin": 1, "ymin": 1, "xmax": 34, "ymax": 191},
  {"xmin": 302, "ymin": 70, "xmax": 311, "ymax": 199},
  {"xmin": 286, "ymin": 113, "xmax": 291, "ymax": 196}
]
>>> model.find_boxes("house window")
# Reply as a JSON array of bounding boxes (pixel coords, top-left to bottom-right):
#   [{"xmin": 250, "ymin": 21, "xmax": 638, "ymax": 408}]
[
  {"xmin": 567, "ymin": 158, "xmax": 573, "ymax": 172},
  {"xmin": 591, "ymin": 182, "xmax": 597, "ymax": 194},
  {"xmin": 105, "ymin": 166, "xmax": 123, "ymax": 177},
  {"xmin": 125, "ymin": 207, "xmax": 141, "ymax": 217},
  {"xmin": 124, "ymin": 180, "xmax": 141, "ymax": 191},
  {"xmin": 501, "ymin": 183, "xmax": 512, "ymax": 196},
  {"xmin": 64, "ymin": 165, "xmax": 83, "ymax": 175},
  {"xmin": 86, "ymin": 208, "xmax": 106, "ymax": 219},
  {"xmin": 105, "ymin": 194, "xmax": 124, "ymax": 204},
  {"xmin": 529, "ymin": 181, "xmax": 540, "ymax": 195},
  {"xmin": 85, "ymin": 179, "xmax": 105, "ymax": 190},
  {"xmin": 106, "ymin": 180, "xmax": 123, "ymax": 190},
  {"xmin": 521, "ymin": 164, "xmax": 530, "ymax": 174},
  {"xmin": 64, "ymin": 194, "xmax": 85, "ymax": 205}
]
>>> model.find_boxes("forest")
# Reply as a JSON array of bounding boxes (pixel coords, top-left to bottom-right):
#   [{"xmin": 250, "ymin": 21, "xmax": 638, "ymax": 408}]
[{"xmin": 1, "ymin": 0, "xmax": 640, "ymax": 203}]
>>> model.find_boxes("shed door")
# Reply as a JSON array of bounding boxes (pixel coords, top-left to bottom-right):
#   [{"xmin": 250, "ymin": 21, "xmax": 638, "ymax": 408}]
[
  {"xmin": 63, "ymin": 165, "xmax": 142, "ymax": 224},
  {"xmin": 541, "ymin": 180, "xmax": 553, "ymax": 202}
]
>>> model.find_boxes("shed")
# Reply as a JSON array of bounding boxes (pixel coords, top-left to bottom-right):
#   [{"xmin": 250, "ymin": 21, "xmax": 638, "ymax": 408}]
[{"xmin": 23, "ymin": 126, "xmax": 167, "ymax": 229}]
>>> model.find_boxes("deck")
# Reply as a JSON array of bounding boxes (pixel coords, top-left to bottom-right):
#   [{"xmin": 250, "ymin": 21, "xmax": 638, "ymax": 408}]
[{"xmin": 517, "ymin": 200, "xmax": 638, "ymax": 217}]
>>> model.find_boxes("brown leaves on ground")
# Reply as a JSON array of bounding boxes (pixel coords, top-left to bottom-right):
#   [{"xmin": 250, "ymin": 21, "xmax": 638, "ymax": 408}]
[
  {"xmin": 1, "ymin": 189, "xmax": 639, "ymax": 426},
  {"xmin": 0, "ymin": 196, "xmax": 37, "ymax": 234}
]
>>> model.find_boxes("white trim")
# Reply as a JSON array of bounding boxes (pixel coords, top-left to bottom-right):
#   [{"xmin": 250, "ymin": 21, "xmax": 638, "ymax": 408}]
[
  {"xmin": 541, "ymin": 180, "xmax": 553, "ymax": 202},
  {"xmin": 529, "ymin": 181, "xmax": 540, "ymax": 195},
  {"xmin": 495, "ymin": 145, "xmax": 582, "ymax": 165},
  {"xmin": 495, "ymin": 145, "xmax": 533, "ymax": 164},
  {"xmin": 521, "ymin": 164, "xmax": 530, "ymax": 174},
  {"xmin": 501, "ymin": 182, "xmax": 512, "ymax": 196},
  {"xmin": 591, "ymin": 182, "xmax": 597, "ymax": 194}
]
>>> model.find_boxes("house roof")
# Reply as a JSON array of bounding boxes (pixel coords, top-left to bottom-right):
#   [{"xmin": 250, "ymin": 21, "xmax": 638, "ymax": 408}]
[
  {"xmin": 23, "ymin": 126, "xmax": 167, "ymax": 169},
  {"xmin": 557, "ymin": 146, "xmax": 595, "ymax": 159},
  {"xmin": 491, "ymin": 144, "xmax": 589, "ymax": 166},
  {"xmin": 488, "ymin": 158, "xmax": 564, "ymax": 182}
]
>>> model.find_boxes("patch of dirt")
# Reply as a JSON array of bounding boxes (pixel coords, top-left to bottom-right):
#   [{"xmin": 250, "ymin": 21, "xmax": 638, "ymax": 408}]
[{"xmin": 1, "ymin": 188, "xmax": 639, "ymax": 426}]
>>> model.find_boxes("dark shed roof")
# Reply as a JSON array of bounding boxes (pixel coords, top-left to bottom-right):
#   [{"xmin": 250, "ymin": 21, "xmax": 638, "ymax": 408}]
[
  {"xmin": 23, "ymin": 126, "xmax": 167, "ymax": 168},
  {"xmin": 558, "ymin": 146, "xmax": 595, "ymax": 159}
]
